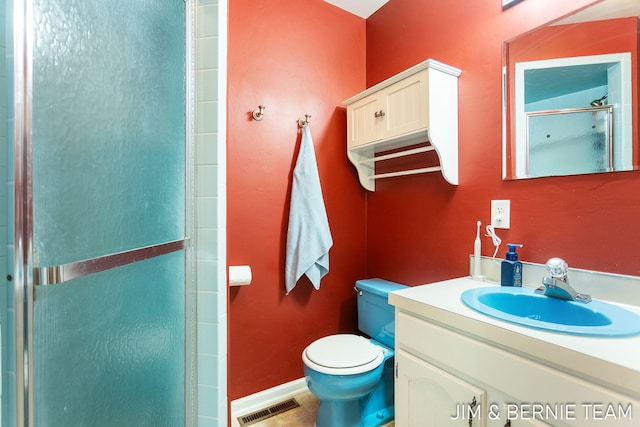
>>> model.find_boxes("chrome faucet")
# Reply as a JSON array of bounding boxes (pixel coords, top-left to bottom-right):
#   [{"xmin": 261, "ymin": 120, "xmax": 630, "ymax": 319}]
[{"xmin": 535, "ymin": 258, "xmax": 592, "ymax": 303}]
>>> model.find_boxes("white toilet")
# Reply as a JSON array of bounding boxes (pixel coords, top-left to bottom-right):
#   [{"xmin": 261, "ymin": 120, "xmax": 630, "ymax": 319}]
[{"xmin": 302, "ymin": 278, "xmax": 407, "ymax": 427}]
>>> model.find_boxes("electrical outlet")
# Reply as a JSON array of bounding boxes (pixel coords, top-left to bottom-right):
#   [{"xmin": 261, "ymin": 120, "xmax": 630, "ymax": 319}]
[{"xmin": 491, "ymin": 200, "xmax": 510, "ymax": 229}]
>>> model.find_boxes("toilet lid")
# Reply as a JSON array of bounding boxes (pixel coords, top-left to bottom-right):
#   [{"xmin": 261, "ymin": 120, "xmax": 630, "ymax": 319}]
[{"xmin": 305, "ymin": 334, "xmax": 380, "ymax": 368}]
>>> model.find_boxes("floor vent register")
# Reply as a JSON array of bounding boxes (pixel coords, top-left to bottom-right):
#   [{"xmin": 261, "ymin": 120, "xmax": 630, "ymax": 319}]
[{"xmin": 238, "ymin": 398, "xmax": 301, "ymax": 426}]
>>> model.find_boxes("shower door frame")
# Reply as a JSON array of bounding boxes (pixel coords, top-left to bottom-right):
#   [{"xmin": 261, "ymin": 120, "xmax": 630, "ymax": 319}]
[{"xmin": 11, "ymin": 0, "xmax": 197, "ymax": 425}]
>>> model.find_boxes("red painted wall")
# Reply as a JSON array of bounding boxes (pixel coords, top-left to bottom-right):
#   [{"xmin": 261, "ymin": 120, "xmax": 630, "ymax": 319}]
[
  {"xmin": 228, "ymin": 0, "xmax": 640, "ymax": 402},
  {"xmin": 365, "ymin": 0, "xmax": 640, "ymax": 286},
  {"xmin": 227, "ymin": 0, "xmax": 366, "ymax": 400}
]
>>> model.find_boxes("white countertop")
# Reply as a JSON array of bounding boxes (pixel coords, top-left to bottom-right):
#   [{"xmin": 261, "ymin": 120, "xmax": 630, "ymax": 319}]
[{"xmin": 389, "ymin": 277, "xmax": 640, "ymax": 399}]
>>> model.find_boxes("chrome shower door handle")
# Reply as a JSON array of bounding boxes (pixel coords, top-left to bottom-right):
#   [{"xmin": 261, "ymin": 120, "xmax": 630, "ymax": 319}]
[{"xmin": 33, "ymin": 238, "xmax": 189, "ymax": 286}]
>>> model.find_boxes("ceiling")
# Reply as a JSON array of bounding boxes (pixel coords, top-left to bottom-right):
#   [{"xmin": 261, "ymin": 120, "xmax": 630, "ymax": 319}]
[
  {"xmin": 553, "ymin": 0, "xmax": 640, "ymax": 24},
  {"xmin": 323, "ymin": 0, "xmax": 389, "ymax": 18},
  {"xmin": 325, "ymin": 0, "xmax": 640, "ymax": 21}
]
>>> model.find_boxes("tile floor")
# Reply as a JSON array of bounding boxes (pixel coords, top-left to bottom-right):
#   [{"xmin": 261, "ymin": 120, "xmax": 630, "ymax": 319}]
[{"xmin": 238, "ymin": 390, "xmax": 395, "ymax": 427}]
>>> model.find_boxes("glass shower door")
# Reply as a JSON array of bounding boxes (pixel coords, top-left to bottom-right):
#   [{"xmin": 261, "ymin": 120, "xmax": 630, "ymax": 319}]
[{"xmin": 13, "ymin": 0, "xmax": 191, "ymax": 425}]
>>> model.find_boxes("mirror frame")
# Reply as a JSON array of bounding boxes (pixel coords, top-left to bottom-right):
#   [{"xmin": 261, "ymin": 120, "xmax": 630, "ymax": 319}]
[{"xmin": 502, "ymin": 0, "xmax": 640, "ymax": 180}]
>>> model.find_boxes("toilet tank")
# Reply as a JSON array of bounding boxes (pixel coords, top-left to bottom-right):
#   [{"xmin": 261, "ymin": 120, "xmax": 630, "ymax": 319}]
[{"xmin": 356, "ymin": 278, "xmax": 408, "ymax": 348}]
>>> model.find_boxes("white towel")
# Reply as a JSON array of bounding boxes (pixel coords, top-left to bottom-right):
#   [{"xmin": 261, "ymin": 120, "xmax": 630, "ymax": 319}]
[{"xmin": 285, "ymin": 125, "xmax": 333, "ymax": 294}]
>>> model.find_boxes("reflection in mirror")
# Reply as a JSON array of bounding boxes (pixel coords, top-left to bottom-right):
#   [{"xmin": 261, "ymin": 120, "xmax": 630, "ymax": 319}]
[
  {"xmin": 516, "ymin": 53, "xmax": 631, "ymax": 178},
  {"xmin": 502, "ymin": 0, "xmax": 640, "ymax": 179},
  {"xmin": 528, "ymin": 105, "xmax": 613, "ymax": 177}
]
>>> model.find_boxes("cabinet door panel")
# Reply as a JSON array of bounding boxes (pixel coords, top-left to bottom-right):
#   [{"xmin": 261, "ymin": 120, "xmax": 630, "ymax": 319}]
[
  {"xmin": 382, "ymin": 71, "xmax": 428, "ymax": 139},
  {"xmin": 396, "ymin": 350, "xmax": 487, "ymax": 427},
  {"xmin": 489, "ymin": 402, "xmax": 554, "ymax": 427},
  {"xmin": 348, "ymin": 95, "xmax": 381, "ymax": 148}
]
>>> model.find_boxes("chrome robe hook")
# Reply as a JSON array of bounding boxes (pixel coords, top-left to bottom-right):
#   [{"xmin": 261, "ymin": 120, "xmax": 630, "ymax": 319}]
[
  {"xmin": 298, "ymin": 114, "xmax": 311, "ymax": 128},
  {"xmin": 252, "ymin": 105, "xmax": 266, "ymax": 121}
]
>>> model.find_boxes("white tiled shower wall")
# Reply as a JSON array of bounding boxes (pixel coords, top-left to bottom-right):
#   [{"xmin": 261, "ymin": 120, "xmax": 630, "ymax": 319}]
[
  {"xmin": 195, "ymin": 0, "xmax": 228, "ymax": 426},
  {"xmin": 0, "ymin": 0, "xmax": 7, "ymax": 423}
]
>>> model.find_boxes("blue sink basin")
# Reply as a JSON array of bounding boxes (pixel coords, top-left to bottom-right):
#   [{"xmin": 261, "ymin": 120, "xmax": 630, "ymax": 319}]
[{"xmin": 461, "ymin": 286, "xmax": 640, "ymax": 337}]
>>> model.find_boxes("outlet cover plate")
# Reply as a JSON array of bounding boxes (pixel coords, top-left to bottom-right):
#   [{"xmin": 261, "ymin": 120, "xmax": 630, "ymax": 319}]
[{"xmin": 491, "ymin": 200, "xmax": 510, "ymax": 229}]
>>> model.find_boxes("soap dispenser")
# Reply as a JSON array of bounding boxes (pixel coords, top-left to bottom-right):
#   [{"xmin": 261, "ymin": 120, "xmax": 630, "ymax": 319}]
[{"xmin": 501, "ymin": 244, "xmax": 523, "ymax": 287}]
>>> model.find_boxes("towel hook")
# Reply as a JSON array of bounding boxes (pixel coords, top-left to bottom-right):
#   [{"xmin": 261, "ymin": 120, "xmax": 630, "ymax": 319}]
[
  {"xmin": 298, "ymin": 114, "xmax": 311, "ymax": 128},
  {"xmin": 252, "ymin": 105, "xmax": 266, "ymax": 121}
]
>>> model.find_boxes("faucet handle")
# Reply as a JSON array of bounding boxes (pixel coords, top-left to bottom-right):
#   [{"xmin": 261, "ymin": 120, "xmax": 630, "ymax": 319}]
[{"xmin": 546, "ymin": 257, "xmax": 568, "ymax": 278}]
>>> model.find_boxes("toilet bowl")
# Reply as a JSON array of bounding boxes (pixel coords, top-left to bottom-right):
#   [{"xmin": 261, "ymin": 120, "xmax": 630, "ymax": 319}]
[
  {"xmin": 303, "ymin": 334, "xmax": 392, "ymax": 427},
  {"xmin": 302, "ymin": 279, "xmax": 407, "ymax": 427}
]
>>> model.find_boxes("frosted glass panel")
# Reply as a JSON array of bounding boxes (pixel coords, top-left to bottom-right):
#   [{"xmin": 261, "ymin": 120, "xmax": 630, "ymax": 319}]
[
  {"xmin": 527, "ymin": 108, "xmax": 612, "ymax": 178},
  {"xmin": 33, "ymin": 252, "xmax": 185, "ymax": 426},
  {"xmin": 27, "ymin": 0, "xmax": 188, "ymax": 425},
  {"xmin": 32, "ymin": 0, "xmax": 186, "ymax": 267}
]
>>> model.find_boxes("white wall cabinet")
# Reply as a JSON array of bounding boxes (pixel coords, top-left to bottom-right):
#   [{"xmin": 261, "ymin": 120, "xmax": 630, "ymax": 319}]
[
  {"xmin": 343, "ymin": 59, "xmax": 461, "ymax": 190},
  {"xmin": 347, "ymin": 70, "xmax": 428, "ymax": 149},
  {"xmin": 393, "ymin": 309, "xmax": 639, "ymax": 426}
]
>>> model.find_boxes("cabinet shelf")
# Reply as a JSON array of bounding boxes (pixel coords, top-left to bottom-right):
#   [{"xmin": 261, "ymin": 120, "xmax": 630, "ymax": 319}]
[
  {"xmin": 343, "ymin": 59, "xmax": 461, "ymax": 191},
  {"xmin": 351, "ymin": 145, "xmax": 442, "ymax": 180}
]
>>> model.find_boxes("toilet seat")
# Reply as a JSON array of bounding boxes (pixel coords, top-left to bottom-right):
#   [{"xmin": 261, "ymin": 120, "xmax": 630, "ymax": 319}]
[{"xmin": 303, "ymin": 334, "xmax": 384, "ymax": 375}]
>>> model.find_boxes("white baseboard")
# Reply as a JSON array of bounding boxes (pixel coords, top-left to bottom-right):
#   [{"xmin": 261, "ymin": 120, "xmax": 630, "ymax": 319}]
[{"xmin": 230, "ymin": 378, "xmax": 308, "ymax": 427}]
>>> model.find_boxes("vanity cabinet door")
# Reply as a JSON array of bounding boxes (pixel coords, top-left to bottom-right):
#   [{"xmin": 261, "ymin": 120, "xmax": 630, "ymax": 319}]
[
  {"xmin": 487, "ymin": 397, "xmax": 553, "ymax": 427},
  {"xmin": 487, "ymin": 413, "xmax": 552, "ymax": 427},
  {"xmin": 507, "ymin": 419, "xmax": 551, "ymax": 427},
  {"xmin": 396, "ymin": 349, "xmax": 487, "ymax": 426}
]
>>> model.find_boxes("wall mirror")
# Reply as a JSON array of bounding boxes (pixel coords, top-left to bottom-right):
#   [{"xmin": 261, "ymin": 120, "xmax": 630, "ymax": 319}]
[{"xmin": 502, "ymin": 0, "xmax": 640, "ymax": 179}]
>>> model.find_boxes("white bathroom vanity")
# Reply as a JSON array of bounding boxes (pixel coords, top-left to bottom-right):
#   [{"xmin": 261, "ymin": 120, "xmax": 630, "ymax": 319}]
[{"xmin": 389, "ymin": 277, "xmax": 640, "ymax": 426}]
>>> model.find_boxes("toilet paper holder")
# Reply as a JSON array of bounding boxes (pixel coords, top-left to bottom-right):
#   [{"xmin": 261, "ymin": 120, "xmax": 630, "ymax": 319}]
[{"xmin": 229, "ymin": 265, "xmax": 252, "ymax": 286}]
